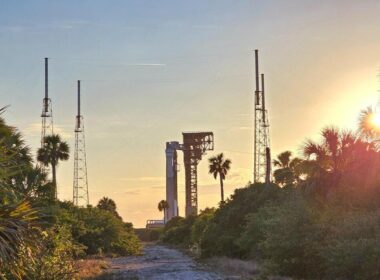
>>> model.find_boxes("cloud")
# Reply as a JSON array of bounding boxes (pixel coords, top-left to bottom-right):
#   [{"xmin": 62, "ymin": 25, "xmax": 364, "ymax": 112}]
[
  {"xmin": 115, "ymin": 176, "xmax": 164, "ymax": 182},
  {"xmin": 235, "ymin": 126, "xmax": 251, "ymax": 130},
  {"xmin": 0, "ymin": 26, "xmax": 26, "ymax": 33},
  {"xmin": 226, "ymin": 167, "xmax": 252, "ymax": 183},
  {"xmin": 23, "ymin": 122, "xmax": 40, "ymax": 135},
  {"xmin": 24, "ymin": 122, "xmax": 73, "ymax": 139},
  {"xmin": 113, "ymin": 190, "xmax": 140, "ymax": 195},
  {"xmin": 96, "ymin": 63, "xmax": 166, "ymax": 67},
  {"xmin": 163, "ymin": 20, "xmax": 220, "ymax": 30},
  {"xmin": 0, "ymin": 20, "xmax": 138, "ymax": 33},
  {"xmin": 149, "ymin": 185, "xmax": 165, "ymax": 190},
  {"xmin": 57, "ymin": 20, "xmax": 138, "ymax": 31},
  {"xmin": 125, "ymin": 63, "xmax": 166, "ymax": 67},
  {"xmin": 192, "ymin": 24, "xmax": 221, "ymax": 30}
]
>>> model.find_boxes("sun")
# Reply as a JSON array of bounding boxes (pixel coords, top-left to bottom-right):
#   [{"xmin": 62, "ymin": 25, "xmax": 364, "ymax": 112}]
[{"xmin": 371, "ymin": 113, "xmax": 380, "ymax": 127}]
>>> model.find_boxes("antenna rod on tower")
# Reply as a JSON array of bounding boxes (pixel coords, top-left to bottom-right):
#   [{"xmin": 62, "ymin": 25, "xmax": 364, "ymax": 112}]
[
  {"xmin": 41, "ymin": 57, "xmax": 53, "ymax": 147},
  {"xmin": 77, "ymin": 80, "xmax": 81, "ymax": 117},
  {"xmin": 77, "ymin": 80, "xmax": 81, "ymax": 129},
  {"xmin": 45, "ymin": 58, "xmax": 48, "ymax": 98},
  {"xmin": 254, "ymin": 49, "xmax": 260, "ymax": 105},
  {"xmin": 44, "ymin": 58, "xmax": 48, "ymax": 112},
  {"xmin": 261, "ymin": 73, "xmax": 266, "ymax": 121}
]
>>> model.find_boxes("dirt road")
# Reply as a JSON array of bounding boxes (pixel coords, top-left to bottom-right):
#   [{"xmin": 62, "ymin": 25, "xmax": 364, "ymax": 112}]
[{"xmin": 100, "ymin": 244, "xmax": 223, "ymax": 280}]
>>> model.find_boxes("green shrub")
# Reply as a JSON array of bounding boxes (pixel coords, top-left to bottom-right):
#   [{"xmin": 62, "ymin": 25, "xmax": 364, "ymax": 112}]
[
  {"xmin": 319, "ymin": 209, "xmax": 380, "ymax": 280},
  {"xmin": 29, "ymin": 226, "xmax": 84, "ymax": 280},
  {"xmin": 241, "ymin": 193, "xmax": 380, "ymax": 280},
  {"xmin": 161, "ymin": 216, "xmax": 196, "ymax": 247},
  {"xmin": 56, "ymin": 202, "xmax": 141, "ymax": 256},
  {"xmin": 200, "ymin": 183, "xmax": 280, "ymax": 258},
  {"xmin": 191, "ymin": 208, "xmax": 215, "ymax": 245},
  {"xmin": 250, "ymin": 193, "xmax": 324, "ymax": 278},
  {"xmin": 134, "ymin": 228, "xmax": 162, "ymax": 242}
]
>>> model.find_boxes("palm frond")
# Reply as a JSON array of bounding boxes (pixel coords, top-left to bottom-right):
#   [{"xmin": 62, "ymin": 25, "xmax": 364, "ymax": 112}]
[
  {"xmin": 358, "ymin": 106, "xmax": 377, "ymax": 138},
  {"xmin": 275, "ymin": 151, "xmax": 292, "ymax": 167},
  {"xmin": 0, "ymin": 200, "xmax": 39, "ymax": 267},
  {"xmin": 321, "ymin": 126, "xmax": 339, "ymax": 157},
  {"xmin": 303, "ymin": 139, "xmax": 326, "ymax": 159}
]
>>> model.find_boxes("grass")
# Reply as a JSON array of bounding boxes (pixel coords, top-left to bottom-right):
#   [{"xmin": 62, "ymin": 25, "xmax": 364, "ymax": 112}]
[
  {"xmin": 203, "ymin": 257, "xmax": 292, "ymax": 280},
  {"xmin": 75, "ymin": 259, "xmax": 110, "ymax": 279}
]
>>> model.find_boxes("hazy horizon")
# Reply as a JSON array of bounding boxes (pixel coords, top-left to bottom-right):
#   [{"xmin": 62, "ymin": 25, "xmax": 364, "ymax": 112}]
[{"xmin": 1, "ymin": 0, "xmax": 379, "ymax": 227}]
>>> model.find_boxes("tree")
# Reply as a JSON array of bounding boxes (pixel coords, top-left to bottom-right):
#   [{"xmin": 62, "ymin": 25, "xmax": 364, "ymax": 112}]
[
  {"xmin": 37, "ymin": 134, "xmax": 69, "ymax": 199},
  {"xmin": 273, "ymin": 151, "xmax": 303, "ymax": 187},
  {"xmin": 301, "ymin": 127, "xmax": 379, "ymax": 194},
  {"xmin": 158, "ymin": 200, "xmax": 169, "ymax": 223},
  {"xmin": 208, "ymin": 153, "xmax": 231, "ymax": 202},
  {"xmin": 97, "ymin": 197, "xmax": 121, "ymax": 219},
  {"xmin": 301, "ymin": 127, "xmax": 348, "ymax": 186},
  {"xmin": 57, "ymin": 203, "xmax": 141, "ymax": 256}
]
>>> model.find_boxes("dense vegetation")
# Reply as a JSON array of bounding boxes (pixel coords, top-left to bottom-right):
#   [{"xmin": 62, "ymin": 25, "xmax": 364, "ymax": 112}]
[
  {"xmin": 161, "ymin": 119, "xmax": 380, "ymax": 279},
  {"xmin": 0, "ymin": 110, "xmax": 140, "ymax": 279}
]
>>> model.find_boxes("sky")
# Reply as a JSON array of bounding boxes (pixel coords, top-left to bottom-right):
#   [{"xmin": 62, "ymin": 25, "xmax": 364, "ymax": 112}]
[{"xmin": 0, "ymin": 0, "xmax": 379, "ymax": 227}]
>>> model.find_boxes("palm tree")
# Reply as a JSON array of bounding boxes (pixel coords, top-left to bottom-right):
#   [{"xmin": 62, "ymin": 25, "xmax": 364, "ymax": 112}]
[
  {"xmin": 273, "ymin": 151, "xmax": 303, "ymax": 187},
  {"xmin": 97, "ymin": 197, "xmax": 117, "ymax": 212},
  {"xmin": 301, "ymin": 127, "xmax": 379, "ymax": 193},
  {"xmin": 208, "ymin": 153, "xmax": 231, "ymax": 203},
  {"xmin": 97, "ymin": 197, "xmax": 121, "ymax": 219},
  {"xmin": 0, "ymin": 108, "xmax": 33, "ymax": 183},
  {"xmin": 303, "ymin": 127, "xmax": 342, "ymax": 174},
  {"xmin": 158, "ymin": 200, "xmax": 169, "ymax": 223},
  {"xmin": 37, "ymin": 134, "xmax": 69, "ymax": 199},
  {"xmin": 11, "ymin": 165, "xmax": 49, "ymax": 196}
]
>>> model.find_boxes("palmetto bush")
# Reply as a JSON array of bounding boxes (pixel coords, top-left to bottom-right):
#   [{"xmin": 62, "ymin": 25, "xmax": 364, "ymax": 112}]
[{"xmin": 0, "ymin": 199, "xmax": 40, "ymax": 279}]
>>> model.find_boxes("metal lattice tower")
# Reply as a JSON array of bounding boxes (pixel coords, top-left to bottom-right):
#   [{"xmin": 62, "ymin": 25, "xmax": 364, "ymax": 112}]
[
  {"xmin": 73, "ymin": 80, "xmax": 89, "ymax": 206},
  {"xmin": 182, "ymin": 132, "xmax": 214, "ymax": 217},
  {"xmin": 253, "ymin": 50, "xmax": 271, "ymax": 184},
  {"xmin": 41, "ymin": 58, "xmax": 53, "ymax": 146}
]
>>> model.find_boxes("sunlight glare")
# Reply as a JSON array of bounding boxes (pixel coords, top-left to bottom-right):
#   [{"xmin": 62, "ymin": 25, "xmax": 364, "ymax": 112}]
[{"xmin": 372, "ymin": 113, "xmax": 380, "ymax": 128}]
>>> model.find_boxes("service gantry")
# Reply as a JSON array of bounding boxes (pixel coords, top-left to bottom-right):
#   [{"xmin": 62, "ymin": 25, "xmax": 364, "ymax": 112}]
[{"xmin": 165, "ymin": 132, "xmax": 214, "ymax": 221}]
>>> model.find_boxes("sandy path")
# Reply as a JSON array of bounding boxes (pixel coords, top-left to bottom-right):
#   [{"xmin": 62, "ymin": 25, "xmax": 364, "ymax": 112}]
[{"xmin": 103, "ymin": 244, "xmax": 223, "ymax": 280}]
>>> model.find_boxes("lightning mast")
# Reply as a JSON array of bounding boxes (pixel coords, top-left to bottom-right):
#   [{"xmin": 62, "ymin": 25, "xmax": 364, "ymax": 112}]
[
  {"xmin": 253, "ymin": 50, "xmax": 271, "ymax": 184},
  {"xmin": 73, "ymin": 80, "xmax": 89, "ymax": 206},
  {"xmin": 41, "ymin": 58, "xmax": 53, "ymax": 146}
]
